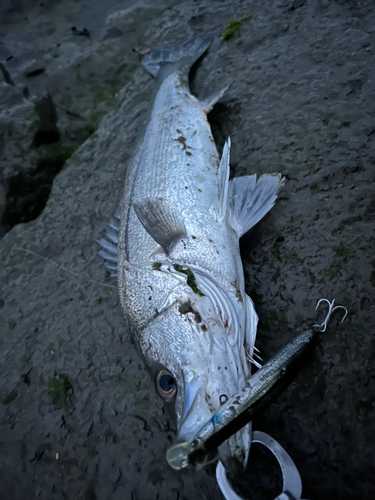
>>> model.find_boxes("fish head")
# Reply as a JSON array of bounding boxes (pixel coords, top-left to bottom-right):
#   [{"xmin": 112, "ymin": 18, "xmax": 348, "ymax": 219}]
[{"xmin": 139, "ymin": 287, "xmax": 252, "ymax": 471}]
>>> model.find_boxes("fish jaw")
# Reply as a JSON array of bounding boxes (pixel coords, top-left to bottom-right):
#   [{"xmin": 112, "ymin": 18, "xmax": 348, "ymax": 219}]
[
  {"xmin": 178, "ymin": 375, "xmax": 212, "ymax": 442},
  {"xmin": 177, "ymin": 373, "xmax": 252, "ymax": 471}
]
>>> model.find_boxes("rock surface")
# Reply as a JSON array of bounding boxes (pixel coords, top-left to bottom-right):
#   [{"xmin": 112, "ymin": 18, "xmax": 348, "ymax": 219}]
[{"xmin": 0, "ymin": 0, "xmax": 374, "ymax": 499}]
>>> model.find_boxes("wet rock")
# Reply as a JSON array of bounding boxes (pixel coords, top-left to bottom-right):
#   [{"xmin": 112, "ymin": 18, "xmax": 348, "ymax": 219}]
[{"xmin": 0, "ymin": 0, "xmax": 375, "ymax": 499}]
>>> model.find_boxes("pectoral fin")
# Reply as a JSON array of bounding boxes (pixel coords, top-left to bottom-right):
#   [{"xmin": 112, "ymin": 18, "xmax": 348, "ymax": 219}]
[
  {"xmin": 133, "ymin": 197, "xmax": 187, "ymax": 254},
  {"xmin": 244, "ymin": 293, "xmax": 260, "ymax": 368}
]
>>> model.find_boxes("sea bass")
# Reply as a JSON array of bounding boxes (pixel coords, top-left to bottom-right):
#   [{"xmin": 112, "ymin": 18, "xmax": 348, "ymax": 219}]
[{"xmin": 98, "ymin": 36, "xmax": 284, "ymax": 470}]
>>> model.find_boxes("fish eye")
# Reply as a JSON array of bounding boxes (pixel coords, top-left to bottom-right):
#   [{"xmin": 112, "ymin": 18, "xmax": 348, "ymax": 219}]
[{"xmin": 156, "ymin": 370, "xmax": 177, "ymax": 399}]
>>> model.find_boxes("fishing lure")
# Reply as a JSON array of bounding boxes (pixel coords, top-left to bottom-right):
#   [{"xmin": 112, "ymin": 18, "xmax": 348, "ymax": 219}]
[{"xmin": 166, "ymin": 298, "xmax": 347, "ymax": 471}]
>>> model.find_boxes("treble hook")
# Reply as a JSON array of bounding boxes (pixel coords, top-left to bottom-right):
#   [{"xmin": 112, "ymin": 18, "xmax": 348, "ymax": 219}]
[{"xmin": 314, "ymin": 298, "xmax": 348, "ymax": 332}]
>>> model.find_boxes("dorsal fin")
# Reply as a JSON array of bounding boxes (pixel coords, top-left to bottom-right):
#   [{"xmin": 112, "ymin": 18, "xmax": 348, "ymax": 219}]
[
  {"xmin": 133, "ymin": 197, "xmax": 187, "ymax": 254},
  {"xmin": 217, "ymin": 138, "xmax": 231, "ymax": 219}
]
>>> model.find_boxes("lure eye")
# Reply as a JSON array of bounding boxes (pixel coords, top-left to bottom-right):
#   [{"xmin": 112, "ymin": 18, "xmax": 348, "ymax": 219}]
[
  {"xmin": 156, "ymin": 370, "xmax": 177, "ymax": 399},
  {"xmin": 220, "ymin": 394, "xmax": 228, "ymax": 405}
]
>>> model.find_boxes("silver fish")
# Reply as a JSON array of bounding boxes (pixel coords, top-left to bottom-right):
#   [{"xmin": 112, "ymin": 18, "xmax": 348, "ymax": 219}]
[{"xmin": 98, "ymin": 36, "xmax": 284, "ymax": 470}]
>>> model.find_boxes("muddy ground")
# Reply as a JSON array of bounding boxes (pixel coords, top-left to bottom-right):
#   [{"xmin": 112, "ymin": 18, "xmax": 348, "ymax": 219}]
[{"xmin": 0, "ymin": 0, "xmax": 374, "ymax": 499}]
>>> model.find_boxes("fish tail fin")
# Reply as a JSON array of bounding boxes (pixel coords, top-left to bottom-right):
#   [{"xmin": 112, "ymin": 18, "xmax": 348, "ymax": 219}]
[
  {"xmin": 228, "ymin": 174, "xmax": 285, "ymax": 238},
  {"xmin": 141, "ymin": 36, "xmax": 214, "ymax": 77}
]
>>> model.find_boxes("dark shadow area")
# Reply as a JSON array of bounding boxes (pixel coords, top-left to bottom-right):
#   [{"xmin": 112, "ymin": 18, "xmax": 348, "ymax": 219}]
[
  {"xmin": 32, "ymin": 129, "xmax": 61, "ymax": 148},
  {"xmin": 31, "ymin": 93, "xmax": 60, "ymax": 147},
  {"xmin": 240, "ymin": 224, "xmax": 263, "ymax": 260},
  {"xmin": 0, "ymin": 91, "xmax": 75, "ymax": 236},
  {"xmin": 2, "ymin": 156, "xmax": 65, "ymax": 230},
  {"xmin": 230, "ymin": 443, "xmax": 282, "ymax": 500},
  {"xmin": 207, "ymin": 101, "xmax": 242, "ymax": 155}
]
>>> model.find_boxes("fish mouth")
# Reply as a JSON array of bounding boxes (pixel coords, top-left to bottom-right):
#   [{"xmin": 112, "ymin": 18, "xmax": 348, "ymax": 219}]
[
  {"xmin": 178, "ymin": 376, "xmax": 211, "ymax": 442},
  {"xmin": 178, "ymin": 376, "xmax": 252, "ymax": 471}
]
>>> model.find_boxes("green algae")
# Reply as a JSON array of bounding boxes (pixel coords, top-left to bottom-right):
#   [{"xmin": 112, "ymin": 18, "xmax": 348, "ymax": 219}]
[
  {"xmin": 222, "ymin": 19, "xmax": 242, "ymax": 40},
  {"xmin": 221, "ymin": 12, "xmax": 252, "ymax": 40},
  {"xmin": 173, "ymin": 264, "xmax": 205, "ymax": 297},
  {"xmin": 2, "ymin": 388, "xmax": 18, "ymax": 405},
  {"xmin": 95, "ymin": 296, "xmax": 109, "ymax": 305},
  {"xmin": 266, "ymin": 306, "xmax": 289, "ymax": 323},
  {"xmin": 47, "ymin": 142, "xmax": 75, "ymax": 163},
  {"xmin": 48, "ymin": 374, "xmax": 73, "ymax": 408},
  {"xmin": 45, "ymin": 27, "xmax": 56, "ymax": 36},
  {"xmin": 152, "ymin": 262, "xmax": 162, "ymax": 271},
  {"xmin": 333, "ymin": 242, "xmax": 351, "ymax": 261},
  {"xmin": 86, "ymin": 310, "xmax": 104, "ymax": 321},
  {"xmin": 325, "ymin": 243, "xmax": 351, "ymax": 279},
  {"xmin": 20, "ymin": 354, "xmax": 30, "ymax": 366},
  {"xmin": 6, "ymin": 319, "xmax": 17, "ymax": 330}
]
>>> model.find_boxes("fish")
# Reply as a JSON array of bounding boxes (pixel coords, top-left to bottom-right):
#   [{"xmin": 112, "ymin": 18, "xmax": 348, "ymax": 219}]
[
  {"xmin": 98, "ymin": 36, "xmax": 284, "ymax": 471},
  {"xmin": 166, "ymin": 298, "xmax": 348, "ymax": 470}
]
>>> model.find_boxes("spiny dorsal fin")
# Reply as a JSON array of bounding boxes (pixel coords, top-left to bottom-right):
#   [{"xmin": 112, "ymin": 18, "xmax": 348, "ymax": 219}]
[
  {"xmin": 200, "ymin": 85, "xmax": 230, "ymax": 113},
  {"xmin": 218, "ymin": 138, "xmax": 231, "ymax": 218},
  {"xmin": 133, "ymin": 197, "xmax": 187, "ymax": 254},
  {"xmin": 228, "ymin": 174, "xmax": 285, "ymax": 238}
]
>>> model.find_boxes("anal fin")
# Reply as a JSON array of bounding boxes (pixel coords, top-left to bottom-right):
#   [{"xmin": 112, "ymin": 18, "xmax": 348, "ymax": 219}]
[
  {"xmin": 217, "ymin": 138, "xmax": 231, "ymax": 219},
  {"xmin": 133, "ymin": 197, "xmax": 187, "ymax": 254},
  {"xmin": 228, "ymin": 174, "xmax": 285, "ymax": 238}
]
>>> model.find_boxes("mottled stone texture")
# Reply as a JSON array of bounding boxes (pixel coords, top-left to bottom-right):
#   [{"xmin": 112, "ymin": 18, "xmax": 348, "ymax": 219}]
[{"xmin": 0, "ymin": 0, "xmax": 374, "ymax": 499}]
